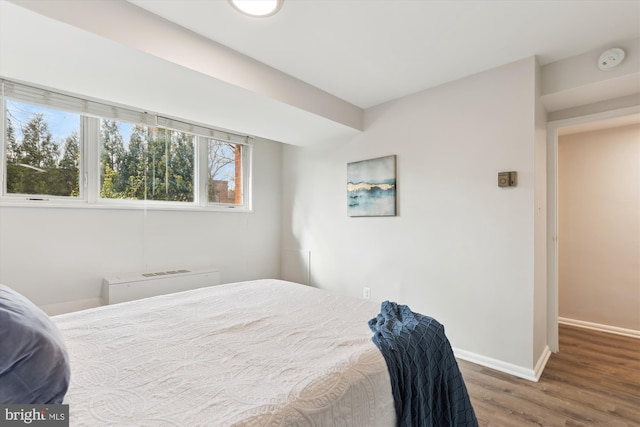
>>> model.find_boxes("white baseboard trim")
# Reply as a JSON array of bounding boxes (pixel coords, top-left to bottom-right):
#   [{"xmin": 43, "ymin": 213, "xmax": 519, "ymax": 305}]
[
  {"xmin": 39, "ymin": 297, "xmax": 102, "ymax": 316},
  {"xmin": 453, "ymin": 347, "xmax": 545, "ymax": 382},
  {"xmin": 559, "ymin": 317, "xmax": 640, "ymax": 339},
  {"xmin": 533, "ymin": 345, "xmax": 551, "ymax": 381}
]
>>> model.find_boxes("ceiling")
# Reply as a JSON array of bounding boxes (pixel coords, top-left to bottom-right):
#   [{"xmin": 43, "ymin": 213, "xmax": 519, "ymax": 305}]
[
  {"xmin": 1, "ymin": 0, "xmax": 639, "ymax": 145},
  {"xmin": 128, "ymin": 0, "xmax": 640, "ymax": 109}
]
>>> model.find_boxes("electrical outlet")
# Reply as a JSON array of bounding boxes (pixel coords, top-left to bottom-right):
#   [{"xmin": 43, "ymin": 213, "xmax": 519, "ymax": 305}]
[{"xmin": 363, "ymin": 287, "xmax": 371, "ymax": 300}]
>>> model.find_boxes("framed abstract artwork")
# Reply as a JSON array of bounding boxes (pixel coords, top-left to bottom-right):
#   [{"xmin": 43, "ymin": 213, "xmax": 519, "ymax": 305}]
[{"xmin": 347, "ymin": 155, "xmax": 396, "ymax": 217}]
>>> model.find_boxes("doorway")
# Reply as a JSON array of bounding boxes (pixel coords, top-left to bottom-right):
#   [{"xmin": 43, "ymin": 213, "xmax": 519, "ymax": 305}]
[{"xmin": 547, "ymin": 105, "xmax": 640, "ymax": 352}]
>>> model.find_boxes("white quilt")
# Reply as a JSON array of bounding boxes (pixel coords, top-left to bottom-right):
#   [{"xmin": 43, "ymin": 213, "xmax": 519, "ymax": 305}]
[{"xmin": 53, "ymin": 279, "xmax": 396, "ymax": 426}]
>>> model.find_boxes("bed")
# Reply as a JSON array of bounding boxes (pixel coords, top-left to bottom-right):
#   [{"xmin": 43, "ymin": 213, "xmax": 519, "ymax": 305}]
[
  {"xmin": 51, "ymin": 279, "xmax": 398, "ymax": 426},
  {"xmin": 2, "ymin": 279, "xmax": 477, "ymax": 426}
]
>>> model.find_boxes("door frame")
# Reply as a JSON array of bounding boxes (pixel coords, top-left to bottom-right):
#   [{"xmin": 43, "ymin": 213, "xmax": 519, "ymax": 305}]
[{"xmin": 546, "ymin": 105, "xmax": 640, "ymax": 353}]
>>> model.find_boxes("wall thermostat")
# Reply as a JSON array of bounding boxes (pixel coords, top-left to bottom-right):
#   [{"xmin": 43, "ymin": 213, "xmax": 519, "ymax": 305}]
[{"xmin": 498, "ymin": 171, "xmax": 517, "ymax": 188}]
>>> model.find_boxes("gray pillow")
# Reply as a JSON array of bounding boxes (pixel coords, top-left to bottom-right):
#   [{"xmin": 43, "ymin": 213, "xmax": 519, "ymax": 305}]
[{"xmin": 0, "ymin": 284, "xmax": 70, "ymax": 404}]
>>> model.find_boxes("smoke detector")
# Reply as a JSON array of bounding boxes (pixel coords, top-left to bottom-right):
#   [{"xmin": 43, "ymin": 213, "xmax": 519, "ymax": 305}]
[{"xmin": 598, "ymin": 48, "xmax": 625, "ymax": 71}]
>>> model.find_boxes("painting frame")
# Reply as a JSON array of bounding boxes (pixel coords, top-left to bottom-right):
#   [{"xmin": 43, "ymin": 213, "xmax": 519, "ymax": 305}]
[{"xmin": 347, "ymin": 155, "xmax": 397, "ymax": 217}]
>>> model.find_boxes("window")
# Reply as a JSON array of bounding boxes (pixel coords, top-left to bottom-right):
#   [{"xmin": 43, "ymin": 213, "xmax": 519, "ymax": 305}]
[
  {"xmin": 1, "ymin": 80, "xmax": 252, "ymax": 210},
  {"xmin": 5, "ymin": 99, "xmax": 81, "ymax": 198},
  {"xmin": 208, "ymin": 139, "xmax": 243, "ymax": 205},
  {"xmin": 99, "ymin": 121, "xmax": 196, "ymax": 202}
]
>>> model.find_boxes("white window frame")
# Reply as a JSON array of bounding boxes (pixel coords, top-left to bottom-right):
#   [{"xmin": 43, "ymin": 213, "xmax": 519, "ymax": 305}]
[{"xmin": 0, "ymin": 79, "xmax": 253, "ymax": 212}]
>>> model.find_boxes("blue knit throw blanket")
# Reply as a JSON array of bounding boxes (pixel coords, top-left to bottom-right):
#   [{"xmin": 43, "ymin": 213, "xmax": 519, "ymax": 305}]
[{"xmin": 369, "ymin": 301, "xmax": 478, "ymax": 427}]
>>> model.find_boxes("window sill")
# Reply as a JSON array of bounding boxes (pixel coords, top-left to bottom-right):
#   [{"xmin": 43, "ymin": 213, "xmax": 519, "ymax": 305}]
[{"xmin": 0, "ymin": 198, "xmax": 252, "ymax": 213}]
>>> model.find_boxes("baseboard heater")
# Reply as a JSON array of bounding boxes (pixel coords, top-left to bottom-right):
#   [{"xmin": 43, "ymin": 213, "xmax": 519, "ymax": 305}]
[{"xmin": 102, "ymin": 267, "xmax": 220, "ymax": 305}]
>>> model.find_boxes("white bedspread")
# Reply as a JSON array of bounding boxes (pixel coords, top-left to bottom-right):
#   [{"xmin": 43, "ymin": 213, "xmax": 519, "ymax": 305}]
[{"xmin": 53, "ymin": 279, "xmax": 396, "ymax": 426}]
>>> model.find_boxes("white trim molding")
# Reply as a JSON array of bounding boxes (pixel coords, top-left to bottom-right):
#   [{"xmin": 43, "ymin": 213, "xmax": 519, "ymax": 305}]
[
  {"xmin": 559, "ymin": 317, "xmax": 640, "ymax": 339},
  {"xmin": 533, "ymin": 346, "xmax": 552, "ymax": 381},
  {"xmin": 453, "ymin": 346, "xmax": 551, "ymax": 382}
]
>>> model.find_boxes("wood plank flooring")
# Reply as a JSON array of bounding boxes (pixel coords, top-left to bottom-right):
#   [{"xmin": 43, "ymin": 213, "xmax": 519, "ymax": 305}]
[{"xmin": 457, "ymin": 325, "xmax": 640, "ymax": 426}]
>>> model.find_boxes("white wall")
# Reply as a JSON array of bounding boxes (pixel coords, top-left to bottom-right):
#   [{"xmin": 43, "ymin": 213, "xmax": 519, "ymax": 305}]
[
  {"xmin": 558, "ymin": 124, "xmax": 640, "ymax": 331},
  {"xmin": 281, "ymin": 57, "xmax": 546, "ymax": 377},
  {"xmin": 0, "ymin": 138, "xmax": 282, "ymax": 312}
]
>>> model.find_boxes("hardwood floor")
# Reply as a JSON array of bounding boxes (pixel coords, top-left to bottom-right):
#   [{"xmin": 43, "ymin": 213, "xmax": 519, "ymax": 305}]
[{"xmin": 457, "ymin": 325, "xmax": 640, "ymax": 426}]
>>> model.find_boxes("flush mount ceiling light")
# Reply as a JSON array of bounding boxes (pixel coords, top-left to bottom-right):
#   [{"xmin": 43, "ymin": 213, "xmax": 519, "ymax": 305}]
[{"xmin": 229, "ymin": 0, "xmax": 283, "ymax": 17}]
